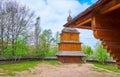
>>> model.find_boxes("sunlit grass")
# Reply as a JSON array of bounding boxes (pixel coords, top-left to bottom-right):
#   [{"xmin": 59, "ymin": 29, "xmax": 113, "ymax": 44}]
[
  {"xmin": 0, "ymin": 61, "xmax": 40, "ymax": 71},
  {"xmin": 0, "ymin": 60, "xmax": 60, "ymax": 76},
  {"xmin": 90, "ymin": 62, "xmax": 120, "ymax": 73},
  {"xmin": 91, "ymin": 67, "xmax": 107, "ymax": 72},
  {"xmin": 0, "ymin": 61, "xmax": 40, "ymax": 76}
]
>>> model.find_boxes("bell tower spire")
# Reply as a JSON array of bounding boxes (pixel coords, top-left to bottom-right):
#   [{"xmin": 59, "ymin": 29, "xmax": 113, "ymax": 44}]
[{"xmin": 67, "ymin": 9, "xmax": 72, "ymax": 22}]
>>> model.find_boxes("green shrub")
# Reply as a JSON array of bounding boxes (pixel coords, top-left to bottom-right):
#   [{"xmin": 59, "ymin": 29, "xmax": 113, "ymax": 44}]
[
  {"xmin": 82, "ymin": 45, "xmax": 93, "ymax": 62},
  {"xmin": 46, "ymin": 46, "xmax": 57, "ymax": 57},
  {"xmin": 94, "ymin": 43, "xmax": 110, "ymax": 64}
]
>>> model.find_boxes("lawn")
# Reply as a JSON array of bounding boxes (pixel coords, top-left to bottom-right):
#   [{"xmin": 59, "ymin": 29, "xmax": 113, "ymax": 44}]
[
  {"xmin": 0, "ymin": 61, "xmax": 40, "ymax": 76},
  {"xmin": 0, "ymin": 60, "xmax": 60, "ymax": 76},
  {"xmin": 0, "ymin": 61, "xmax": 120, "ymax": 76},
  {"xmin": 90, "ymin": 62, "xmax": 120, "ymax": 73}
]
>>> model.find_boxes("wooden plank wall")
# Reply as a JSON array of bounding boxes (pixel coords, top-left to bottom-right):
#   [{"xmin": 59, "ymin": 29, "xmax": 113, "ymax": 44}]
[
  {"xmin": 58, "ymin": 56, "xmax": 82, "ymax": 63},
  {"xmin": 59, "ymin": 43, "xmax": 81, "ymax": 51},
  {"xmin": 60, "ymin": 32, "xmax": 79, "ymax": 42}
]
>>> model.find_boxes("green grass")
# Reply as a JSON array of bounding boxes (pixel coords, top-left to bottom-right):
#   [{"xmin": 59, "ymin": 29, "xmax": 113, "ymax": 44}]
[
  {"xmin": 0, "ymin": 61, "xmax": 40, "ymax": 71},
  {"xmin": 90, "ymin": 62, "xmax": 120, "ymax": 73},
  {"xmin": 0, "ymin": 60, "xmax": 60, "ymax": 76},
  {"xmin": 91, "ymin": 67, "xmax": 107, "ymax": 72},
  {"xmin": 0, "ymin": 61, "xmax": 40, "ymax": 76}
]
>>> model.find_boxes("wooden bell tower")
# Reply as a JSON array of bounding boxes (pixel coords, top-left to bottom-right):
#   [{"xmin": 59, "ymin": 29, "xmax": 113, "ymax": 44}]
[{"xmin": 56, "ymin": 11, "xmax": 85, "ymax": 63}]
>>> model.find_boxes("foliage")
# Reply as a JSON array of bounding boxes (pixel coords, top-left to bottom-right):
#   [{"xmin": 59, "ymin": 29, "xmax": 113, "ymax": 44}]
[
  {"xmin": 94, "ymin": 43, "xmax": 110, "ymax": 64},
  {"xmin": 15, "ymin": 38, "xmax": 29, "ymax": 57},
  {"xmin": 0, "ymin": 0, "xmax": 59, "ymax": 58},
  {"xmin": 90, "ymin": 62, "xmax": 120, "ymax": 73},
  {"xmin": 37, "ymin": 46, "xmax": 58, "ymax": 57},
  {"xmin": 82, "ymin": 45, "xmax": 93, "ymax": 62},
  {"xmin": 82, "ymin": 45, "xmax": 93, "ymax": 56},
  {"xmin": 52, "ymin": 31, "xmax": 60, "ymax": 46},
  {"xmin": 43, "ymin": 31, "xmax": 59, "ymax": 57},
  {"xmin": 0, "ymin": 0, "xmax": 34, "ymax": 57},
  {"xmin": 46, "ymin": 46, "xmax": 58, "ymax": 57},
  {"xmin": 38, "ymin": 29, "xmax": 54, "ymax": 56},
  {"xmin": 4, "ymin": 37, "xmax": 29, "ymax": 58}
]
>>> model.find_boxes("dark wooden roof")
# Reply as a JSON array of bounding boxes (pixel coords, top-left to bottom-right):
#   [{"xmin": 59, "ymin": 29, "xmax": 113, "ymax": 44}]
[
  {"xmin": 64, "ymin": 0, "xmax": 120, "ymax": 29},
  {"xmin": 56, "ymin": 51, "xmax": 86, "ymax": 56},
  {"xmin": 62, "ymin": 27, "xmax": 78, "ymax": 33}
]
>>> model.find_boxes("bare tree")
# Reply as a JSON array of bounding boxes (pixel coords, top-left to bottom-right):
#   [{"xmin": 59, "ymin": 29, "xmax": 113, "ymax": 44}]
[
  {"xmin": 0, "ymin": 1, "xmax": 6, "ymax": 57},
  {"xmin": 0, "ymin": 0, "xmax": 34, "ymax": 57}
]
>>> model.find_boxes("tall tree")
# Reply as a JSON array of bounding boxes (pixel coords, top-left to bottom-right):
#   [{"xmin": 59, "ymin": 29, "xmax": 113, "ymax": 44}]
[
  {"xmin": 0, "ymin": 1, "xmax": 8, "ymax": 57},
  {"xmin": 94, "ymin": 43, "xmax": 110, "ymax": 64},
  {"xmin": 40, "ymin": 29, "xmax": 53, "ymax": 52},
  {"xmin": 54, "ymin": 31, "xmax": 60, "ymax": 46},
  {"xmin": 34, "ymin": 17, "xmax": 41, "ymax": 52},
  {"xmin": 0, "ymin": 0, "xmax": 34, "ymax": 57}
]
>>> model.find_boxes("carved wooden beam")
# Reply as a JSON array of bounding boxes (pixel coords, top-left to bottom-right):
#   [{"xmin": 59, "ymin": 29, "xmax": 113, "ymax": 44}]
[
  {"xmin": 75, "ymin": 18, "xmax": 91, "ymax": 27},
  {"xmin": 92, "ymin": 12, "xmax": 120, "ymax": 30},
  {"xmin": 93, "ymin": 30, "xmax": 120, "ymax": 41},
  {"xmin": 92, "ymin": 10, "xmax": 120, "ymax": 68}
]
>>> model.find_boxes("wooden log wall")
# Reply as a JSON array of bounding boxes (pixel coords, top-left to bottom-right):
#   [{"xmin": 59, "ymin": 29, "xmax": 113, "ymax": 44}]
[
  {"xmin": 92, "ymin": 8, "xmax": 120, "ymax": 68},
  {"xmin": 58, "ymin": 43, "xmax": 81, "ymax": 51},
  {"xmin": 60, "ymin": 32, "xmax": 79, "ymax": 42},
  {"xmin": 59, "ymin": 32, "xmax": 81, "ymax": 51},
  {"xmin": 57, "ymin": 56, "xmax": 82, "ymax": 63}
]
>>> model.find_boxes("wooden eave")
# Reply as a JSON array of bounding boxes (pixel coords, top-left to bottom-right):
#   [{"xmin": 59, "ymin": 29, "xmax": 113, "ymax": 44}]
[{"xmin": 64, "ymin": 0, "xmax": 120, "ymax": 29}]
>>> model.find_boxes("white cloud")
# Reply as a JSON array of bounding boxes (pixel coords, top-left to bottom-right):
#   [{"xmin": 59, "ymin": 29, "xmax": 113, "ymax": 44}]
[
  {"xmin": 78, "ymin": 29, "xmax": 99, "ymax": 48},
  {"xmin": 17, "ymin": 0, "xmax": 98, "ymax": 48},
  {"xmin": 19, "ymin": 0, "xmax": 89, "ymax": 33}
]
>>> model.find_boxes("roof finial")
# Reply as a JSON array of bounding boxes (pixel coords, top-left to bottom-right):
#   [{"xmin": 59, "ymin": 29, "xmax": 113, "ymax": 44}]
[
  {"xmin": 67, "ymin": 9, "xmax": 72, "ymax": 22},
  {"xmin": 68, "ymin": 9, "xmax": 71, "ymax": 16}
]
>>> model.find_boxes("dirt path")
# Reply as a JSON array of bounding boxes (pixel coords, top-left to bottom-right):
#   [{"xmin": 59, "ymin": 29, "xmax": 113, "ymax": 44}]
[{"xmin": 1, "ymin": 63, "xmax": 120, "ymax": 77}]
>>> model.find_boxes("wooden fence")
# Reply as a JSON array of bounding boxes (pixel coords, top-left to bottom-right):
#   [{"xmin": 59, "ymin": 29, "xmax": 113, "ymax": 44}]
[{"xmin": 0, "ymin": 57, "xmax": 116, "ymax": 64}]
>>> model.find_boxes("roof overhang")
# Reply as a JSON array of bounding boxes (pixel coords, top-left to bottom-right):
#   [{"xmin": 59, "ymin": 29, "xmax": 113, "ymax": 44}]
[{"xmin": 64, "ymin": 0, "xmax": 120, "ymax": 29}]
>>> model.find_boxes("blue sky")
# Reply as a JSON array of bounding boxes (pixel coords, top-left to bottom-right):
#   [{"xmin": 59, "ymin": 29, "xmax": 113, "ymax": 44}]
[
  {"xmin": 17, "ymin": 0, "xmax": 98, "ymax": 49},
  {"xmin": 78, "ymin": 0, "xmax": 98, "ymax": 4}
]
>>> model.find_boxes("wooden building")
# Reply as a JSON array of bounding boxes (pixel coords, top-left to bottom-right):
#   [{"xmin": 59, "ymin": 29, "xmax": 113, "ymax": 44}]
[
  {"xmin": 56, "ymin": 13, "xmax": 85, "ymax": 63},
  {"xmin": 64, "ymin": 0, "xmax": 120, "ymax": 68}
]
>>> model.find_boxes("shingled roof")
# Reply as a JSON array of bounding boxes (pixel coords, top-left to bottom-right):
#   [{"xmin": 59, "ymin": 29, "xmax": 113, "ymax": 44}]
[
  {"xmin": 62, "ymin": 27, "xmax": 78, "ymax": 33},
  {"xmin": 64, "ymin": 0, "xmax": 112, "ymax": 29},
  {"xmin": 56, "ymin": 51, "xmax": 86, "ymax": 56}
]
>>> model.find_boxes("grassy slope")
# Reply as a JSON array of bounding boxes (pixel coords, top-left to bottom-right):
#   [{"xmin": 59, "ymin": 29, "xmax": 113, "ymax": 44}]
[
  {"xmin": 0, "ymin": 61, "xmax": 40, "ymax": 71},
  {"xmin": 90, "ymin": 62, "xmax": 120, "ymax": 73},
  {"xmin": 0, "ymin": 61, "xmax": 40, "ymax": 76},
  {"xmin": 0, "ymin": 60, "xmax": 60, "ymax": 76}
]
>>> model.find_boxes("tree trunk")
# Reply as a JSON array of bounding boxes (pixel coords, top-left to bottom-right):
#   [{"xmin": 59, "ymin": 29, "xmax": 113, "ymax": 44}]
[
  {"xmin": 1, "ymin": 25, "xmax": 4, "ymax": 58},
  {"xmin": 11, "ymin": 42, "xmax": 15, "ymax": 57}
]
